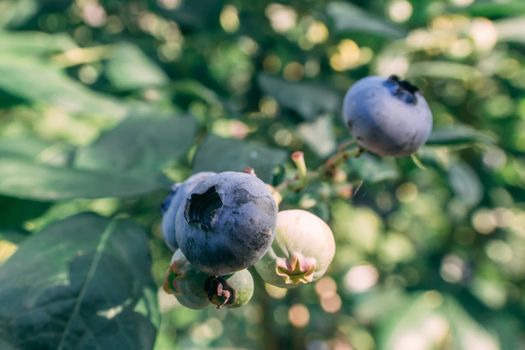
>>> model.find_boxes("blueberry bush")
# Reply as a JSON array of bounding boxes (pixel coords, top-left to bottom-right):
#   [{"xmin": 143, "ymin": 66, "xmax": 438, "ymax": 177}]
[{"xmin": 0, "ymin": 0, "xmax": 524, "ymax": 349}]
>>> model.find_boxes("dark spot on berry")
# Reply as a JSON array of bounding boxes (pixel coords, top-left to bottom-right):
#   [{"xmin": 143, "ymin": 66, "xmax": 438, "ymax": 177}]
[{"xmin": 232, "ymin": 188, "xmax": 253, "ymax": 205}]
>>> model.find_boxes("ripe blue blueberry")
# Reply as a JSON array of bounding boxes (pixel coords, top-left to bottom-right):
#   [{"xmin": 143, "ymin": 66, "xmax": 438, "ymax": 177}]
[
  {"xmin": 176, "ymin": 171, "xmax": 277, "ymax": 276},
  {"xmin": 342, "ymin": 75, "xmax": 433, "ymax": 156},
  {"xmin": 161, "ymin": 172, "xmax": 216, "ymax": 251}
]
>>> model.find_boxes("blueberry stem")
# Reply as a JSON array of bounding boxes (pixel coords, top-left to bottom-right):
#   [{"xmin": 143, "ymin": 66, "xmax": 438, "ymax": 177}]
[{"xmin": 276, "ymin": 139, "xmax": 361, "ymax": 195}]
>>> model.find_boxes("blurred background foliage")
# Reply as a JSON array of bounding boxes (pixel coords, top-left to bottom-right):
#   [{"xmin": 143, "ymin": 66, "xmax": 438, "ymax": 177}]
[{"xmin": 0, "ymin": 0, "xmax": 524, "ymax": 349}]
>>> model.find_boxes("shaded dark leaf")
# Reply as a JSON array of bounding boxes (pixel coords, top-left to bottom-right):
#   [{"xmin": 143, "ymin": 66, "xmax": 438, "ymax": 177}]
[
  {"xmin": 0, "ymin": 196, "xmax": 50, "ymax": 229},
  {"xmin": 157, "ymin": 0, "xmax": 222, "ymax": 29},
  {"xmin": 0, "ymin": 156, "xmax": 168, "ymax": 201},
  {"xmin": 75, "ymin": 114, "xmax": 197, "ymax": 175},
  {"xmin": 0, "ymin": 213, "xmax": 159, "ymax": 350},
  {"xmin": 193, "ymin": 135, "xmax": 287, "ymax": 183},
  {"xmin": 258, "ymin": 74, "xmax": 341, "ymax": 120}
]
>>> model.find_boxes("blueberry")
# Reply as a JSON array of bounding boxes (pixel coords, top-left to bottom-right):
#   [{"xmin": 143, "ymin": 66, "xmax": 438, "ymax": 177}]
[
  {"xmin": 206, "ymin": 269, "xmax": 254, "ymax": 309},
  {"xmin": 342, "ymin": 75, "xmax": 433, "ymax": 156},
  {"xmin": 254, "ymin": 210, "xmax": 335, "ymax": 288},
  {"xmin": 176, "ymin": 171, "xmax": 277, "ymax": 276},
  {"xmin": 163, "ymin": 250, "xmax": 210, "ymax": 309},
  {"xmin": 162, "ymin": 172, "xmax": 216, "ymax": 251}
]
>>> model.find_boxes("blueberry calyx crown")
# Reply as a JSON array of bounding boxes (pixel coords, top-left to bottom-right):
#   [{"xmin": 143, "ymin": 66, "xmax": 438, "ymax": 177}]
[
  {"xmin": 205, "ymin": 276, "xmax": 235, "ymax": 309},
  {"xmin": 185, "ymin": 186, "xmax": 223, "ymax": 231},
  {"xmin": 275, "ymin": 253, "xmax": 317, "ymax": 285},
  {"xmin": 384, "ymin": 75, "xmax": 419, "ymax": 105}
]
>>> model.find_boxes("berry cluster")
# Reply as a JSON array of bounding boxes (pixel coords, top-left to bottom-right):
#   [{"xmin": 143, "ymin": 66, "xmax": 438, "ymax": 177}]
[
  {"xmin": 161, "ymin": 75, "xmax": 432, "ymax": 309},
  {"xmin": 161, "ymin": 171, "xmax": 336, "ymax": 309}
]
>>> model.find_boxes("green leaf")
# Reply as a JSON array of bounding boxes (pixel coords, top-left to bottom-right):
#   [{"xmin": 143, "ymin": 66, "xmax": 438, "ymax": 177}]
[
  {"xmin": 448, "ymin": 160, "xmax": 483, "ymax": 208},
  {"xmin": 408, "ymin": 61, "xmax": 482, "ymax": 81},
  {"xmin": 0, "ymin": 135, "xmax": 53, "ymax": 158},
  {"xmin": 0, "ymin": 155, "xmax": 168, "ymax": 201},
  {"xmin": 158, "ymin": 0, "xmax": 222, "ymax": 29},
  {"xmin": 0, "ymin": 0, "xmax": 38, "ymax": 28},
  {"xmin": 0, "ymin": 229, "xmax": 26, "ymax": 266},
  {"xmin": 348, "ymin": 154, "xmax": 399, "ymax": 183},
  {"xmin": 106, "ymin": 43, "xmax": 168, "ymax": 90},
  {"xmin": 465, "ymin": 2, "xmax": 525, "ymax": 17},
  {"xmin": 0, "ymin": 229, "xmax": 27, "ymax": 245},
  {"xmin": 298, "ymin": 114, "xmax": 337, "ymax": 157},
  {"xmin": 193, "ymin": 135, "xmax": 287, "ymax": 183},
  {"xmin": 171, "ymin": 80, "xmax": 224, "ymax": 106},
  {"xmin": 326, "ymin": 2, "xmax": 405, "ymax": 38},
  {"xmin": 258, "ymin": 74, "xmax": 341, "ymax": 120},
  {"xmin": 75, "ymin": 115, "xmax": 197, "ymax": 174},
  {"xmin": 0, "ymin": 58, "xmax": 126, "ymax": 117},
  {"xmin": 0, "ymin": 213, "xmax": 159, "ymax": 349},
  {"xmin": 495, "ymin": 17, "xmax": 525, "ymax": 44},
  {"xmin": 426, "ymin": 126, "xmax": 495, "ymax": 146},
  {"xmin": 377, "ymin": 293, "xmax": 501, "ymax": 350},
  {"xmin": 0, "ymin": 196, "xmax": 50, "ymax": 229},
  {"xmin": 0, "ymin": 31, "xmax": 75, "ymax": 55}
]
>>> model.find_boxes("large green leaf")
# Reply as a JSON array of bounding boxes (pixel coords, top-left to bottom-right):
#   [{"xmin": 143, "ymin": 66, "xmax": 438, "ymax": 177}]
[
  {"xmin": 448, "ymin": 160, "xmax": 483, "ymax": 208},
  {"xmin": 465, "ymin": 2, "xmax": 525, "ymax": 17},
  {"xmin": 106, "ymin": 43, "xmax": 168, "ymax": 90},
  {"xmin": 0, "ymin": 0, "xmax": 38, "ymax": 28},
  {"xmin": 297, "ymin": 115, "xmax": 337, "ymax": 157},
  {"xmin": 0, "ymin": 213, "xmax": 159, "ymax": 350},
  {"xmin": 426, "ymin": 126, "xmax": 496, "ymax": 146},
  {"xmin": 377, "ymin": 293, "xmax": 501, "ymax": 350},
  {"xmin": 348, "ymin": 154, "xmax": 399, "ymax": 183},
  {"xmin": 495, "ymin": 17, "xmax": 525, "ymax": 44},
  {"xmin": 0, "ymin": 156, "xmax": 168, "ymax": 201},
  {"xmin": 0, "ymin": 135, "xmax": 53, "ymax": 158},
  {"xmin": 258, "ymin": 74, "xmax": 341, "ymax": 120},
  {"xmin": 326, "ymin": 2, "xmax": 405, "ymax": 38},
  {"xmin": 0, "ymin": 31, "xmax": 75, "ymax": 55},
  {"xmin": 192, "ymin": 135, "xmax": 287, "ymax": 183},
  {"xmin": 0, "ymin": 196, "xmax": 50, "ymax": 229},
  {"xmin": 407, "ymin": 61, "xmax": 482, "ymax": 81},
  {"xmin": 75, "ymin": 115, "xmax": 197, "ymax": 174},
  {"xmin": 0, "ymin": 57, "xmax": 125, "ymax": 117}
]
